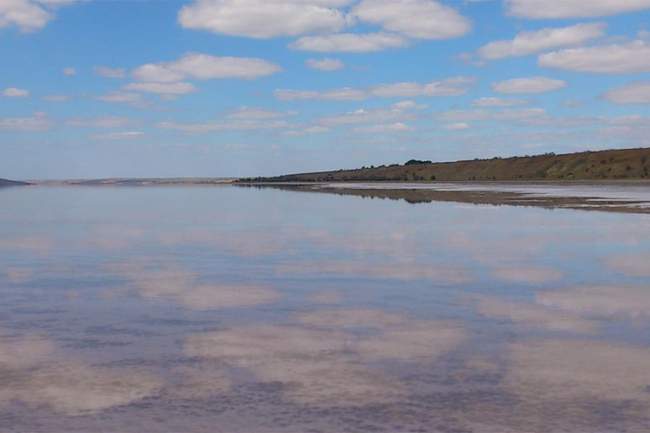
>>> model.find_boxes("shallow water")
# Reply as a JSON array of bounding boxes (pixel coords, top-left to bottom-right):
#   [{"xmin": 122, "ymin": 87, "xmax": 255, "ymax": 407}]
[
  {"xmin": 1, "ymin": 185, "xmax": 649, "ymax": 433},
  {"xmin": 326, "ymin": 181, "xmax": 650, "ymax": 207}
]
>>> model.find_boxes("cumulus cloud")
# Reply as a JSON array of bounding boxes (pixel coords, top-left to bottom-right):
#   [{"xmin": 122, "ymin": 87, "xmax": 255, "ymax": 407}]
[
  {"xmin": 354, "ymin": 122, "xmax": 412, "ymax": 133},
  {"xmin": 603, "ymin": 81, "xmax": 650, "ymax": 104},
  {"xmin": 0, "ymin": 0, "xmax": 76, "ymax": 32},
  {"xmin": 472, "ymin": 97, "xmax": 527, "ymax": 107},
  {"xmin": 275, "ymin": 87, "xmax": 365, "ymax": 101},
  {"xmin": 306, "ymin": 57, "xmax": 344, "ymax": 71},
  {"xmin": 478, "ymin": 23, "xmax": 605, "ymax": 60},
  {"xmin": 132, "ymin": 52, "xmax": 281, "ymax": 82},
  {"xmin": 0, "ymin": 112, "xmax": 51, "ymax": 131},
  {"xmin": 178, "ymin": 0, "xmax": 351, "ymax": 38},
  {"xmin": 62, "ymin": 67, "xmax": 76, "ymax": 76},
  {"xmin": 351, "ymin": 0, "xmax": 471, "ymax": 39},
  {"xmin": 276, "ymin": 76, "xmax": 474, "ymax": 101},
  {"xmin": 284, "ymin": 125, "xmax": 331, "ymax": 136},
  {"xmin": 438, "ymin": 107, "xmax": 548, "ymax": 124},
  {"xmin": 444, "ymin": 122, "xmax": 470, "ymax": 130},
  {"xmin": 65, "ymin": 116, "xmax": 131, "ymax": 128},
  {"xmin": 539, "ymin": 40, "xmax": 650, "ymax": 73},
  {"xmin": 492, "ymin": 76, "xmax": 567, "ymax": 94},
  {"xmin": 124, "ymin": 81, "xmax": 196, "ymax": 96},
  {"xmin": 506, "ymin": 0, "xmax": 650, "ymax": 19},
  {"xmin": 2, "ymin": 87, "xmax": 29, "ymax": 97},
  {"xmin": 291, "ymin": 32, "xmax": 408, "ymax": 52},
  {"xmin": 373, "ymin": 77, "xmax": 475, "ymax": 97},
  {"xmin": 157, "ymin": 107, "xmax": 293, "ymax": 133},
  {"xmin": 97, "ymin": 91, "xmax": 145, "ymax": 105},
  {"xmin": 94, "ymin": 66, "xmax": 126, "ymax": 79},
  {"xmin": 91, "ymin": 131, "xmax": 145, "ymax": 141}
]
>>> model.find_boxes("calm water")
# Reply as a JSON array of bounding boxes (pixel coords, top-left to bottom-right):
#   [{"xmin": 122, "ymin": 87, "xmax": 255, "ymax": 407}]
[{"xmin": 1, "ymin": 185, "xmax": 650, "ymax": 433}]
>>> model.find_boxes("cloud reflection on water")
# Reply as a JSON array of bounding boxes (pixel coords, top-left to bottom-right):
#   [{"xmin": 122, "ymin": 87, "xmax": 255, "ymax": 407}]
[
  {"xmin": 185, "ymin": 309, "xmax": 467, "ymax": 407},
  {"xmin": 0, "ymin": 331, "xmax": 161, "ymax": 416}
]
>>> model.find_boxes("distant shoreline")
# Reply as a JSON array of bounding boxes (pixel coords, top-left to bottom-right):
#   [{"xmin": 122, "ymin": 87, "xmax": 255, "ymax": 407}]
[{"xmin": 4, "ymin": 147, "xmax": 650, "ymax": 187}]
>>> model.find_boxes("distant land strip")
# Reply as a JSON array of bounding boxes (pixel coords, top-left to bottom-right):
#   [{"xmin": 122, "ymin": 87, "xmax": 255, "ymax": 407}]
[
  {"xmin": 239, "ymin": 147, "xmax": 650, "ymax": 183},
  {"xmin": 26, "ymin": 178, "xmax": 236, "ymax": 186},
  {"xmin": 0, "ymin": 178, "xmax": 30, "ymax": 187}
]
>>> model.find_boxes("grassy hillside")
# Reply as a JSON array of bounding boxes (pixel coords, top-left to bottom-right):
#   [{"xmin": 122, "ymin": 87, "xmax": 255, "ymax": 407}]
[
  {"xmin": 241, "ymin": 147, "xmax": 650, "ymax": 182},
  {"xmin": 0, "ymin": 178, "xmax": 29, "ymax": 187}
]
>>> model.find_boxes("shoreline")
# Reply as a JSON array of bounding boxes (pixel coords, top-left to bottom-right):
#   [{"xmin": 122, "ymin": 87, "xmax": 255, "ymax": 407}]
[{"xmin": 236, "ymin": 181, "xmax": 650, "ymax": 215}]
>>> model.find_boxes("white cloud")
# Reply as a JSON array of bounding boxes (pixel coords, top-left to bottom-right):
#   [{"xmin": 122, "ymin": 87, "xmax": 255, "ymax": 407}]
[
  {"xmin": 371, "ymin": 77, "xmax": 474, "ymax": 97},
  {"xmin": 276, "ymin": 76, "xmax": 474, "ymax": 101},
  {"xmin": 2, "ymin": 87, "xmax": 29, "ymax": 97},
  {"xmin": 91, "ymin": 131, "xmax": 145, "ymax": 141},
  {"xmin": 94, "ymin": 66, "xmax": 126, "ymax": 79},
  {"xmin": 603, "ymin": 81, "xmax": 650, "ymax": 104},
  {"xmin": 306, "ymin": 58, "xmax": 344, "ymax": 71},
  {"xmin": 444, "ymin": 122, "xmax": 470, "ymax": 130},
  {"xmin": 506, "ymin": 0, "xmax": 650, "ymax": 19},
  {"xmin": 156, "ymin": 107, "xmax": 292, "ymax": 133},
  {"xmin": 0, "ymin": 0, "xmax": 61, "ymax": 32},
  {"xmin": 478, "ymin": 23, "xmax": 605, "ymax": 60},
  {"xmin": 275, "ymin": 88, "xmax": 366, "ymax": 101},
  {"xmin": 285, "ymin": 125, "xmax": 330, "ymax": 136},
  {"xmin": 178, "ymin": 0, "xmax": 351, "ymax": 38},
  {"xmin": 97, "ymin": 91, "xmax": 144, "ymax": 105},
  {"xmin": 492, "ymin": 76, "xmax": 566, "ymax": 94},
  {"xmin": 132, "ymin": 53, "xmax": 281, "ymax": 82},
  {"xmin": 291, "ymin": 32, "xmax": 408, "ymax": 52},
  {"xmin": 539, "ymin": 40, "xmax": 650, "ymax": 73},
  {"xmin": 0, "ymin": 112, "xmax": 51, "ymax": 131},
  {"xmin": 354, "ymin": 122, "xmax": 412, "ymax": 133},
  {"xmin": 439, "ymin": 107, "xmax": 548, "ymax": 123},
  {"xmin": 318, "ymin": 101, "xmax": 420, "ymax": 126},
  {"xmin": 124, "ymin": 82, "xmax": 197, "ymax": 96},
  {"xmin": 65, "ymin": 116, "xmax": 131, "ymax": 128},
  {"xmin": 472, "ymin": 97, "xmax": 527, "ymax": 107},
  {"xmin": 62, "ymin": 67, "xmax": 76, "ymax": 76},
  {"xmin": 351, "ymin": 0, "xmax": 470, "ymax": 39}
]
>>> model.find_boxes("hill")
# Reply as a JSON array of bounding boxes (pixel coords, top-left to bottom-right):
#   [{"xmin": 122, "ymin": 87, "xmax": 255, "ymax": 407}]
[
  {"xmin": 0, "ymin": 178, "xmax": 29, "ymax": 187},
  {"xmin": 240, "ymin": 147, "xmax": 650, "ymax": 183}
]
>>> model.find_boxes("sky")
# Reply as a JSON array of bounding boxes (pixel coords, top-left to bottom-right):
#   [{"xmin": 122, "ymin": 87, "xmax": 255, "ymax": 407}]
[{"xmin": 1, "ymin": 0, "xmax": 650, "ymax": 179}]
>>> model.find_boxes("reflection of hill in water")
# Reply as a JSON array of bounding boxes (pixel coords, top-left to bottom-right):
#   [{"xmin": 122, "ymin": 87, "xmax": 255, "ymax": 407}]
[{"xmin": 240, "ymin": 182, "xmax": 650, "ymax": 214}]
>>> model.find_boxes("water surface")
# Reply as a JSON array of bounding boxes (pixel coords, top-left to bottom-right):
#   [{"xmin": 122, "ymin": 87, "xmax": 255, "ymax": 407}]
[{"xmin": 1, "ymin": 185, "xmax": 649, "ymax": 433}]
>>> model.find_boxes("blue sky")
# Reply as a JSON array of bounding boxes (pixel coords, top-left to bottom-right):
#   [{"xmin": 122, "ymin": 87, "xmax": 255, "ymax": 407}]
[{"xmin": 1, "ymin": 0, "xmax": 650, "ymax": 179}]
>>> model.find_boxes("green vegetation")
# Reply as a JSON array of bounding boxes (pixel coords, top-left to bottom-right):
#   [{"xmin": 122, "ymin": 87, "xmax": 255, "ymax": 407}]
[{"xmin": 239, "ymin": 148, "xmax": 650, "ymax": 183}]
